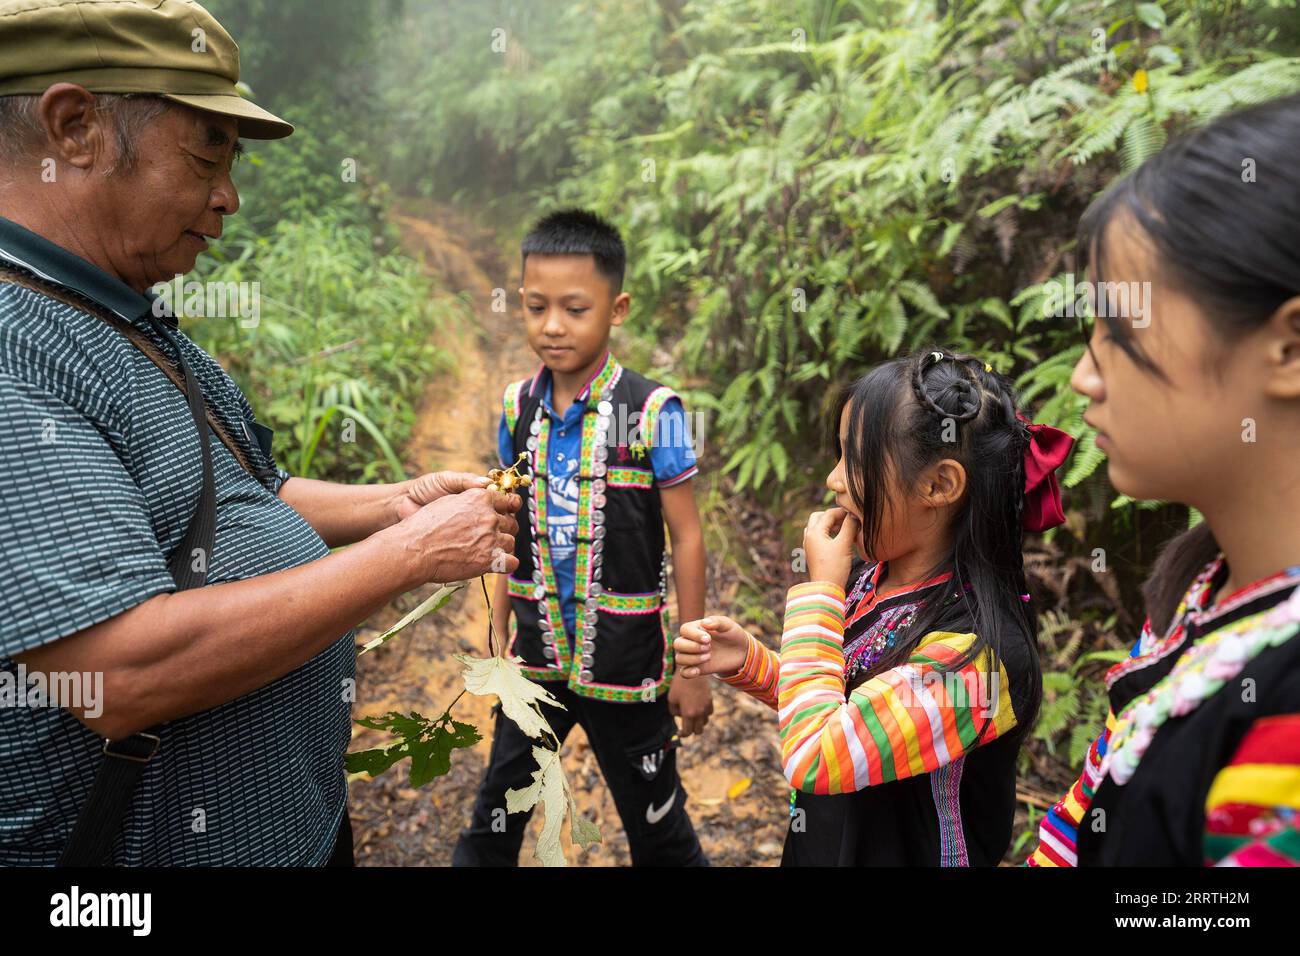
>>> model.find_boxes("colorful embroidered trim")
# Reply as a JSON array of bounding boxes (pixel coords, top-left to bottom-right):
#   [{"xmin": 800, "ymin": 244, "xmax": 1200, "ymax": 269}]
[
  {"xmin": 506, "ymin": 576, "xmax": 536, "ymax": 601},
  {"xmin": 502, "ymin": 379, "xmax": 526, "ymax": 435},
  {"xmin": 932, "ymin": 756, "xmax": 970, "ymax": 867},
  {"xmin": 605, "ymin": 467, "xmax": 654, "ymax": 489},
  {"xmin": 1107, "ymin": 558, "xmax": 1222, "ymax": 689},
  {"xmin": 641, "ymin": 386, "xmax": 678, "ymax": 447},
  {"xmin": 526, "ymin": 410, "xmax": 571, "ymax": 678},
  {"xmin": 581, "ymin": 350, "xmax": 621, "ymax": 407},
  {"xmin": 1102, "ymin": 583, "xmax": 1300, "ymax": 786},
  {"xmin": 1027, "ymin": 710, "xmax": 1118, "ymax": 867},
  {"xmin": 597, "ymin": 591, "xmax": 662, "ymax": 615}
]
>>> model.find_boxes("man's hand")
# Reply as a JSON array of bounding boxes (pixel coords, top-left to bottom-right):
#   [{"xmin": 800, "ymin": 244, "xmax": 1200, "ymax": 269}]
[
  {"xmin": 669, "ymin": 672, "xmax": 713, "ymax": 738},
  {"xmin": 388, "ymin": 487, "xmax": 522, "ymax": 585},
  {"xmin": 394, "ymin": 471, "xmax": 492, "ymax": 521}
]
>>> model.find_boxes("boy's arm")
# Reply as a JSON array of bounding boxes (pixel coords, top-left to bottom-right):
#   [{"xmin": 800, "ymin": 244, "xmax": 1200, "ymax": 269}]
[{"xmin": 662, "ymin": 479, "xmax": 712, "ymax": 736}]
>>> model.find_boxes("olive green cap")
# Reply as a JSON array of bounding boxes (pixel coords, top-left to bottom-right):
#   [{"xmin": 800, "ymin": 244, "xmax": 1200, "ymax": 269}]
[{"xmin": 0, "ymin": 0, "xmax": 293, "ymax": 139}]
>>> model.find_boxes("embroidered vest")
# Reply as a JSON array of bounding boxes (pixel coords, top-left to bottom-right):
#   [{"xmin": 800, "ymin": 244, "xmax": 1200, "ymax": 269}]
[{"xmin": 501, "ymin": 355, "xmax": 681, "ymax": 703}]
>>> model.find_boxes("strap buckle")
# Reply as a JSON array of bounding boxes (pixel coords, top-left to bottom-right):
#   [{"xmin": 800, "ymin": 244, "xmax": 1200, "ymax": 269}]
[{"xmin": 102, "ymin": 733, "xmax": 161, "ymax": 764}]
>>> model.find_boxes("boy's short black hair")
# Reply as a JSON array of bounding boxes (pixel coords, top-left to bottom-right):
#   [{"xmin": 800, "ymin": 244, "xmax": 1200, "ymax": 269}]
[{"xmin": 521, "ymin": 209, "xmax": 626, "ymax": 293}]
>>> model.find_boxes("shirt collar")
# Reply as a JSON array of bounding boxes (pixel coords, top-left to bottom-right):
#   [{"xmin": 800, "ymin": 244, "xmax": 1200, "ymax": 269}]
[
  {"xmin": 0, "ymin": 216, "xmax": 170, "ymax": 328},
  {"xmin": 1192, "ymin": 556, "xmax": 1300, "ymax": 630},
  {"xmin": 529, "ymin": 350, "xmax": 619, "ymax": 408}
]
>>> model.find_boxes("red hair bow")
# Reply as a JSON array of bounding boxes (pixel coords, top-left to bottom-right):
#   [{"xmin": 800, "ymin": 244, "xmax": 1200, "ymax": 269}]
[{"xmin": 1016, "ymin": 413, "xmax": 1074, "ymax": 533}]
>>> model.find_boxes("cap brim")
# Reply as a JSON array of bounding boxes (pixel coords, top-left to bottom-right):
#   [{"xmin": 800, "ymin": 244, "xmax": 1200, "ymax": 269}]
[{"xmin": 161, "ymin": 92, "xmax": 294, "ymax": 140}]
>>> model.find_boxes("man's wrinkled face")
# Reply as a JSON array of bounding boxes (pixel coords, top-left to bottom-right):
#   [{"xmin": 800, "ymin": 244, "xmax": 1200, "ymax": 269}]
[{"xmin": 99, "ymin": 106, "xmax": 241, "ymax": 290}]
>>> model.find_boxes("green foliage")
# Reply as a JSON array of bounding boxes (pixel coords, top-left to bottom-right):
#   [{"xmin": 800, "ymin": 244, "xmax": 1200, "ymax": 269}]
[
  {"xmin": 190, "ymin": 211, "xmax": 455, "ymax": 482},
  {"xmin": 381, "ymin": 0, "xmax": 1300, "ymax": 519},
  {"xmin": 347, "ymin": 709, "xmax": 481, "ymax": 788},
  {"xmin": 1030, "ymin": 609, "xmax": 1130, "ymax": 766}
]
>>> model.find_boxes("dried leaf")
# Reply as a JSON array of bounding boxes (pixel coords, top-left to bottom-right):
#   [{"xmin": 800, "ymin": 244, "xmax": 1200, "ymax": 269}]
[
  {"xmin": 727, "ymin": 777, "xmax": 753, "ymax": 800},
  {"xmin": 456, "ymin": 654, "xmax": 563, "ymax": 740},
  {"xmin": 360, "ymin": 583, "xmax": 463, "ymax": 654},
  {"xmin": 505, "ymin": 746, "xmax": 601, "ymax": 866}
]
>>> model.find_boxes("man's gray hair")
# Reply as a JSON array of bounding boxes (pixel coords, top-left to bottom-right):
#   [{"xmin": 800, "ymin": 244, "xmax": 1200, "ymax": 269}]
[{"xmin": 0, "ymin": 92, "xmax": 175, "ymax": 172}]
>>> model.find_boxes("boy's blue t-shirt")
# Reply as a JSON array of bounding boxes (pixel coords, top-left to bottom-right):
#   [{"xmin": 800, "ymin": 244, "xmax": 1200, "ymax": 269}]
[{"xmin": 498, "ymin": 372, "xmax": 698, "ymax": 638}]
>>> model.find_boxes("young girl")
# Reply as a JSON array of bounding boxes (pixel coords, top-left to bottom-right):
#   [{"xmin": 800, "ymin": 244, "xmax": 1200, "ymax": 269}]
[
  {"xmin": 1029, "ymin": 93, "xmax": 1300, "ymax": 867},
  {"xmin": 676, "ymin": 347, "xmax": 1072, "ymax": 865}
]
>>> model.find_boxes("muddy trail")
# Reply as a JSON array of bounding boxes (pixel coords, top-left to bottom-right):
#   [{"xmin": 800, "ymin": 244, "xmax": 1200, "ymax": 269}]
[{"xmin": 347, "ymin": 202, "xmax": 791, "ymax": 866}]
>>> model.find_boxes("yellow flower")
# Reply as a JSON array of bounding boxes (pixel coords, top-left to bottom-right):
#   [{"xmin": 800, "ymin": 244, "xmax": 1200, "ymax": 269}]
[{"xmin": 1133, "ymin": 69, "xmax": 1149, "ymax": 94}]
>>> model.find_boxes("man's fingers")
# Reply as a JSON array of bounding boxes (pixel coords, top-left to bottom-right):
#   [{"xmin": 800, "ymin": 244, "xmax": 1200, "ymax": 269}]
[
  {"xmin": 442, "ymin": 471, "xmax": 490, "ymax": 494},
  {"xmin": 497, "ymin": 513, "xmax": 518, "ymax": 535},
  {"xmin": 492, "ymin": 491, "xmax": 523, "ymax": 514}
]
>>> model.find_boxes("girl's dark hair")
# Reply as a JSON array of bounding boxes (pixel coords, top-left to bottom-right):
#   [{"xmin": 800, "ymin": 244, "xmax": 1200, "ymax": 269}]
[
  {"xmin": 834, "ymin": 348, "xmax": 1041, "ymax": 727},
  {"xmin": 1076, "ymin": 93, "xmax": 1300, "ymax": 634}
]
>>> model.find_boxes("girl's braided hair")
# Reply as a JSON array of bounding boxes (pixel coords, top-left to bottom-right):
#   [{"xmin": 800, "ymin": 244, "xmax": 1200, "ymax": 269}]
[{"xmin": 834, "ymin": 347, "xmax": 1042, "ymax": 728}]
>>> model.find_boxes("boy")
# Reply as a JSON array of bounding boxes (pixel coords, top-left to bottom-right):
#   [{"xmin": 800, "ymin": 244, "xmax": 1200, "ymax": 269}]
[{"xmin": 453, "ymin": 210, "xmax": 711, "ymax": 866}]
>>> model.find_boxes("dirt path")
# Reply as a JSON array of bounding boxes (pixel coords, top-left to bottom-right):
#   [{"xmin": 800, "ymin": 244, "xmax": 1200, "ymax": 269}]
[{"xmin": 348, "ymin": 203, "xmax": 789, "ymax": 866}]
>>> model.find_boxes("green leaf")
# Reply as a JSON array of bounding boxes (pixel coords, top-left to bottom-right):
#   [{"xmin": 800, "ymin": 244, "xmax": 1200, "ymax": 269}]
[
  {"xmin": 346, "ymin": 709, "xmax": 481, "ymax": 787},
  {"xmin": 1135, "ymin": 3, "xmax": 1167, "ymax": 30}
]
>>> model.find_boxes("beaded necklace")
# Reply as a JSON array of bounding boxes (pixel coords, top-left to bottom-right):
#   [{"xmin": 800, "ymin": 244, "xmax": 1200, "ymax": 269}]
[{"xmin": 1101, "ymin": 568, "xmax": 1300, "ymax": 786}]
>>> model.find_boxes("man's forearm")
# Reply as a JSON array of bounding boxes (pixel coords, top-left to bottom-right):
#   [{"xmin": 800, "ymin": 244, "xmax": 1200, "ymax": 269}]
[
  {"xmin": 278, "ymin": 476, "xmax": 405, "ymax": 547},
  {"xmin": 17, "ymin": 526, "xmax": 422, "ymax": 739}
]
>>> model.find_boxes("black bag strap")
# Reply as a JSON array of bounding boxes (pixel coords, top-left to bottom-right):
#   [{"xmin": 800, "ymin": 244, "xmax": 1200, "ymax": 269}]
[
  {"xmin": 149, "ymin": 316, "xmax": 218, "ymax": 590},
  {"xmin": 57, "ymin": 314, "xmax": 218, "ymax": 867}
]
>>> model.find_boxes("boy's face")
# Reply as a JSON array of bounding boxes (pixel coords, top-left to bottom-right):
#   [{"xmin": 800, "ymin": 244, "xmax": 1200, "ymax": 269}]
[{"xmin": 520, "ymin": 254, "xmax": 629, "ymax": 376}]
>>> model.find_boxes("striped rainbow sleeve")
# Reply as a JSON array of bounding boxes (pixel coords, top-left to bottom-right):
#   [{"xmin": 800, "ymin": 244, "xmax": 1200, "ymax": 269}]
[
  {"xmin": 718, "ymin": 634, "xmax": 779, "ymax": 710},
  {"xmin": 1028, "ymin": 632, "xmax": 1144, "ymax": 867},
  {"xmin": 1204, "ymin": 714, "xmax": 1300, "ymax": 866},
  {"xmin": 1026, "ymin": 712, "xmax": 1116, "ymax": 867},
  {"xmin": 778, "ymin": 581, "xmax": 1018, "ymax": 795}
]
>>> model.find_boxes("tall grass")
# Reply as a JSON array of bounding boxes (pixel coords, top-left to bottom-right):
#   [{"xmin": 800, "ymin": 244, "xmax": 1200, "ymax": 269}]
[{"xmin": 190, "ymin": 211, "xmax": 457, "ymax": 483}]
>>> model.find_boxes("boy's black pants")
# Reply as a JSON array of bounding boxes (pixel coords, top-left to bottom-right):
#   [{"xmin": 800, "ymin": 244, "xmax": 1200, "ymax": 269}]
[{"xmin": 452, "ymin": 684, "xmax": 708, "ymax": 866}]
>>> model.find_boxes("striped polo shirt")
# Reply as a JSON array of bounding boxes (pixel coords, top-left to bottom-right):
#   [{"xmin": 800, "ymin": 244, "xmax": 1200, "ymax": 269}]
[{"xmin": 0, "ymin": 217, "xmax": 355, "ymax": 865}]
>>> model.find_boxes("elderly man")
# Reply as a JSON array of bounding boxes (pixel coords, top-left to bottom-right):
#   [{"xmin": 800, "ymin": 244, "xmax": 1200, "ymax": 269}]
[{"xmin": 0, "ymin": 0, "xmax": 520, "ymax": 866}]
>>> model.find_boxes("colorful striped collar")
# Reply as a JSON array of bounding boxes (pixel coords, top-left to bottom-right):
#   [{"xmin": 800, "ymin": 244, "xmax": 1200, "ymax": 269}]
[
  {"xmin": 527, "ymin": 350, "xmax": 620, "ymax": 406},
  {"xmin": 1110, "ymin": 557, "xmax": 1300, "ymax": 690},
  {"xmin": 845, "ymin": 560, "xmax": 954, "ymax": 631}
]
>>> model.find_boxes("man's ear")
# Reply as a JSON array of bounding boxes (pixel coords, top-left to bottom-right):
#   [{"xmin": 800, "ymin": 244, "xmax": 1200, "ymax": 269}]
[
  {"xmin": 37, "ymin": 84, "xmax": 106, "ymax": 171},
  {"xmin": 920, "ymin": 458, "xmax": 967, "ymax": 510},
  {"xmin": 610, "ymin": 290, "xmax": 631, "ymax": 327},
  {"xmin": 1262, "ymin": 295, "xmax": 1300, "ymax": 401}
]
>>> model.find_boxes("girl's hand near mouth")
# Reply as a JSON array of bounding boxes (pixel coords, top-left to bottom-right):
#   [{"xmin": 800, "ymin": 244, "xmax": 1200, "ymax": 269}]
[{"xmin": 804, "ymin": 506, "xmax": 861, "ymax": 588}]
